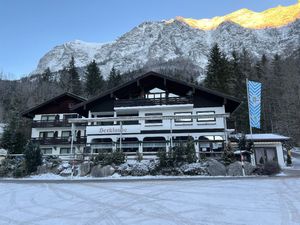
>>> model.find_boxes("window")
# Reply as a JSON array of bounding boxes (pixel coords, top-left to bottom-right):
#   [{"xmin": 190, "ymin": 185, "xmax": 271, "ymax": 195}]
[
  {"xmin": 255, "ymin": 147, "xmax": 277, "ymax": 164},
  {"xmin": 39, "ymin": 132, "xmax": 54, "ymax": 138},
  {"xmin": 174, "ymin": 112, "xmax": 192, "ymax": 123},
  {"xmin": 63, "ymin": 114, "xmax": 77, "ymax": 120},
  {"xmin": 41, "ymin": 148, "xmax": 52, "ymax": 155},
  {"xmin": 61, "ymin": 131, "xmax": 71, "ymax": 138},
  {"xmin": 145, "ymin": 113, "xmax": 163, "ymax": 124},
  {"xmin": 41, "ymin": 115, "xmax": 56, "ymax": 121},
  {"xmin": 197, "ymin": 111, "xmax": 216, "ymax": 122},
  {"xmin": 60, "ymin": 148, "xmax": 74, "ymax": 154}
]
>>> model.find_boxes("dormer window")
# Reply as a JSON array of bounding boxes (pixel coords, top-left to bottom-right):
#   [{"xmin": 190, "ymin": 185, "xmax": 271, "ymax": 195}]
[{"xmin": 145, "ymin": 88, "xmax": 179, "ymax": 99}]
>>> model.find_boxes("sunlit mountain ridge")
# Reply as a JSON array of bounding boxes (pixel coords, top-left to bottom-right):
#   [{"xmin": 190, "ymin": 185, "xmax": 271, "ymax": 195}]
[{"xmin": 168, "ymin": 1, "xmax": 300, "ymax": 30}]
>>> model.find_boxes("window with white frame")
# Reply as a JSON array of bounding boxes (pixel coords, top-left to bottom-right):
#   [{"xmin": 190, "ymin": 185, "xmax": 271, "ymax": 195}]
[
  {"xmin": 174, "ymin": 112, "xmax": 192, "ymax": 123},
  {"xmin": 61, "ymin": 131, "xmax": 71, "ymax": 138},
  {"xmin": 39, "ymin": 131, "xmax": 54, "ymax": 138},
  {"xmin": 41, "ymin": 115, "xmax": 56, "ymax": 121},
  {"xmin": 145, "ymin": 113, "xmax": 163, "ymax": 124},
  {"xmin": 197, "ymin": 111, "xmax": 216, "ymax": 123}
]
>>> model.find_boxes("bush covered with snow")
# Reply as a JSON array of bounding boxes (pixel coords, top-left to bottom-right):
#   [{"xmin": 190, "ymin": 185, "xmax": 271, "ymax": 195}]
[
  {"xmin": 93, "ymin": 151, "xmax": 125, "ymax": 166},
  {"xmin": 131, "ymin": 163, "xmax": 149, "ymax": 176},
  {"xmin": 0, "ymin": 157, "xmax": 26, "ymax": 178},
  {"xmin": 180, "ymin": 163, "xmax": 208, "ymax": 176}
]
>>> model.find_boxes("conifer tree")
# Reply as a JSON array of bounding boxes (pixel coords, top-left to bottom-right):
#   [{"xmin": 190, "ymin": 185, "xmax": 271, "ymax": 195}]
[
  {"xmin": 204, "ymin": 44, "xmax": 222, "ymax": 90},
  {"xmin": 107, "ymin": 66, "xmax": 122, "ymax": 89},
  {"xmin": 0, "ymin": 116, "xmax": 27, "ymax": 154},
  {"xmin": 85, "ymin": 60, "xmax": 104, "ymax": 97},
  {"xmin": 204, "ymin": 44, "xmax": 231, "ymax": 94},
  {"xmin": 24, "ymin": 142, "xmax": 42, "ymax": 174},
  {"xmin": 68, "ymin": 56, "xmax": 82, "ymax": 95}
]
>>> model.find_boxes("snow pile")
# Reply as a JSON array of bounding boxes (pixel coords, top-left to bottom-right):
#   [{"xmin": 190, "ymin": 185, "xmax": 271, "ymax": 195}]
[{"xmin": 29, "ymin": 173, "xmax": 64, "ymax": 180}]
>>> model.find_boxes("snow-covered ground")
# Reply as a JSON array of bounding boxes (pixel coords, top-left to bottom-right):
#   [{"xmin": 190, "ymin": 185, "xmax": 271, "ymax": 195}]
[{"xmin": 0, "ymin": 178, "xmax": 300, "ymax": 225}]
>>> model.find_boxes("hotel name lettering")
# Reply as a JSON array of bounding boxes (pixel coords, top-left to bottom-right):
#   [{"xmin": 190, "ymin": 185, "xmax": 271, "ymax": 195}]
[{"xmin": 99, "ymin": 127, "xmax": 128, "ymax": 134}]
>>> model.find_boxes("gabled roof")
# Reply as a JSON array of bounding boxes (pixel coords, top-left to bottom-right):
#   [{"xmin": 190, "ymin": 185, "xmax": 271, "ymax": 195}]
[
  {"xmin": 22, "ymin": 92, "xmax": 86, "ymax": 119},
  {"xmin": 72, "ymin": 71, "xmax": 240, "ymax": 114}
]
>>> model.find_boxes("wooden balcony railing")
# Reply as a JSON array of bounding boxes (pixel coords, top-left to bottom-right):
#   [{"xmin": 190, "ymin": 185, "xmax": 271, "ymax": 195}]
[
  {"xmin": 32, "ymin": 120, "xmax": 87, "ymax": 128},
  {"xmin": 32, "ymin": 137, "xmax": 87, "ymax": 145},
  {"xmin": 114, "ymin": 97, "xmax": 193, "ymax": 107}
]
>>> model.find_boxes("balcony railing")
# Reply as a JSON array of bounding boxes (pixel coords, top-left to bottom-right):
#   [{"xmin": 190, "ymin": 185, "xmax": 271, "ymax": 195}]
[
  {"xmin": 32, "ymin": 120, "xmax": 87, "ymax": 128},
  {"xmin": 114, "ymin": 97, "xmax": 193, "ymax": 107},
  {"xmin": 32, "ymin": 137, "xmax": 87, "ymax": 145}
]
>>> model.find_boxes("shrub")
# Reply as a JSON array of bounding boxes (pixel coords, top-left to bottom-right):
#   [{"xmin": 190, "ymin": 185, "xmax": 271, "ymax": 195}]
[
  {"xmin": 262, "ymin": 161, "xmax": 281, "ymax": 175},
  {"xmin": 13, "ymin": 167, "xmax": 27, "ymax": 178},
  {"xmin": 24, "ymin": 142, "xmax": 42, "ymax": 174},
  {"xmin": 157, "ymin": 149, "xmax": 168, "ymax": 168},
  {"xmin": 157, "ymin": 139, "xmax": 196, "ymax": 168},
  {"xmin": 172, "ymin": 144, "xmax": 185, "ymax": 165},
  {"xmin": 222, "ymin": 142, "xmax": 236, "ymax": 166},
  {"xmin": 111, "ymin": 150, "xmax": 126, "ymax": 165},
  {"xmin": 94, "ymin": 150, "xmax": 125, "ymax": 166},
  {"xmin": 185, "ymin": 140, "xmax": 197, "ymax": 164}
]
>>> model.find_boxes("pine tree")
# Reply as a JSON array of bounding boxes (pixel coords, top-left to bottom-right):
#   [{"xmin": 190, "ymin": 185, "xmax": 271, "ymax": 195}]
[
  {"xmin": 24, "ymin": 142, "xmax": 42, "ymax": 174},
  {"xmin": 85, "ymin": 60, "xmax": 104, "ymax": 97},
  {"xmin": 204, "ymin": 44, "xmax": 222, "ymax": 90},
  {"xmin": 204, "ymin": 44, "xmax": 231, "ymax": 93},
  {"xmin": 270, "ymin": 54, "xmax": 285, "ymax": 132},
  {"xmin": 59, "ymin": 56, "xmax": 82, "ymax": 95},
  {"xmin": 107, "ymin": 66, "xmax": 122, "ymax": 89},
  {"xmin": 185, "ymin": 139, "xmax": 196, "ymax": 163},
  {"xmin": 228, "ymin": 51, "xmax": 249, "ymax": 133},
  {"xmin": 0, "ymin": 116, "xmax": 27, "ymax": 154}
]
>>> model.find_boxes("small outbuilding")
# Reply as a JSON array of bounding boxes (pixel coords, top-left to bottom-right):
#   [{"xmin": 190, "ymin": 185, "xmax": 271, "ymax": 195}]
[{"xmin": 231, "ymin": 133, "xmax": 289, "ymax": 167}]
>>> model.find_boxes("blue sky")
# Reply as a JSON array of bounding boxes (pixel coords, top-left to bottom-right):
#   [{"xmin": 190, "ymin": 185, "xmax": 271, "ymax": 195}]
[{"xmin": 0, "ymin": 0, "xmax": 297, "ymax": 78}]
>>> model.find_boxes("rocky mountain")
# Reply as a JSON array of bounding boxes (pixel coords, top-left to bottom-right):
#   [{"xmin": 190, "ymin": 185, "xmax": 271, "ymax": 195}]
[{"xmin": 33, "ymin": 2, "xmax": 300, "ymax": 78}]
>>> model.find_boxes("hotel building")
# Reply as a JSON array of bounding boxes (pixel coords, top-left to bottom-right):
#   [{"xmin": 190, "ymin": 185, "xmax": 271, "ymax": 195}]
[{"xmin": 22, "ymin": 72, "xmax": 286, "ymax": 166}]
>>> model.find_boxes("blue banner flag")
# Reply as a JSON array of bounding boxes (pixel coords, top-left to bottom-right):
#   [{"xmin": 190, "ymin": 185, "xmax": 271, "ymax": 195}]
[{"xmin": 248, "ymin": 80, "xmax": 262, "ymax": 129}]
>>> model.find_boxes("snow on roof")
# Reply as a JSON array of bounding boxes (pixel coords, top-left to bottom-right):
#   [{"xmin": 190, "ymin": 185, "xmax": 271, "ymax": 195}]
[{"xmin": 245, "ymin": 133, "xmax": 290, "ymax": 141}]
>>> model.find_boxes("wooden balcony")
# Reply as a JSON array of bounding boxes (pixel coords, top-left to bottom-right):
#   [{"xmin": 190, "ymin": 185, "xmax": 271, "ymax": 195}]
[
  {"xmin": 114, "ymin": 97, "xmax": 193, "ymax": 107},
  {"xmin": 32, "ymin": 120, "xmax": 87, "ymax": 128},
  {"xmin": 32, "ymin": 137, "xmax": 87, "ymax": 145}
]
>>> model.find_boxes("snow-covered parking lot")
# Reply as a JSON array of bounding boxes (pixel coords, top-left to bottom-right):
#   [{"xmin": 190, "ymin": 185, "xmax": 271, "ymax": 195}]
[{"xmin": 0, "ymin": 178, "xmax": 300, "ymax": 225}]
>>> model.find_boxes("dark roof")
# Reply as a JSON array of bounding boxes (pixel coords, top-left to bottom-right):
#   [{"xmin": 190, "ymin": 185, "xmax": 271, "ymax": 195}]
[
  {"xmin": 22, "ymin": 92, "xmax": 86, "ymax": 119},
  {"xmin": 72, "ymin": 71, "xmax": 240, "ymax": 114}
]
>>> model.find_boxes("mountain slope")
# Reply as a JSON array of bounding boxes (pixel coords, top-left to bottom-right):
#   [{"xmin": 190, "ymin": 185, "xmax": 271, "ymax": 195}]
[{"xmin": 33, "ymin": 2, "xmax": 300, "ymax": 78}]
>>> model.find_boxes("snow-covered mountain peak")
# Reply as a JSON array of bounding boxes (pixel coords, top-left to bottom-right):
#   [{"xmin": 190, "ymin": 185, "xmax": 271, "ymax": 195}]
[
  {"xmin": 33, "ymin": 2, "xmax": 300, "ymax": 78},
  {"xmin": 169, "ymin": 2, "xmax": 300, "ymax": 30}
]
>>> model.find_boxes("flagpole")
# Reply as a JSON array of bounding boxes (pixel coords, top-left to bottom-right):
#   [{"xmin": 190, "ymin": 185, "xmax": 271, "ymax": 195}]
[{"xmin": 246, "ymin": 78, "xmax": 253, "ymax": 138}]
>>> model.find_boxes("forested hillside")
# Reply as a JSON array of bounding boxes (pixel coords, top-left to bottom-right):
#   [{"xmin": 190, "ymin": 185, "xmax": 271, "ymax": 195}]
[{"xmin": 0, "ymin": 46, "xmax": 299, "ymax": 146}]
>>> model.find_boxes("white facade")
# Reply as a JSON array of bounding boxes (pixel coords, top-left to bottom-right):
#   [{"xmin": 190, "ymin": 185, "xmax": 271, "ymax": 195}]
[{"xmin": 81, "ymin": 103, "xmax": 228, "ymax": 159}]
